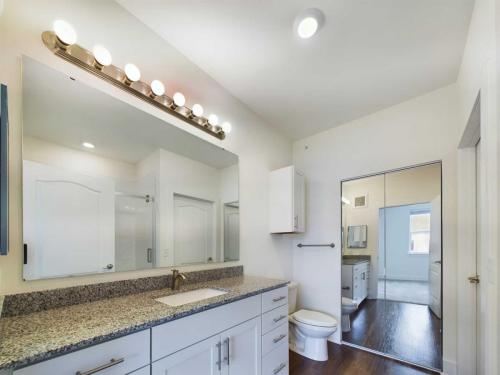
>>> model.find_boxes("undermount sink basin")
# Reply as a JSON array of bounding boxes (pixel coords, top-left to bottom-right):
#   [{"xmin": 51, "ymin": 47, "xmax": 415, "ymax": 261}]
[{"xmin": 155, "ymin": 288, "xmax": 228, "ymax": 307}]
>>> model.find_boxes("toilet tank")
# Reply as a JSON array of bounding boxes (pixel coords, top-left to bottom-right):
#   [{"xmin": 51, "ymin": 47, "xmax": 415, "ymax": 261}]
[{"xmin": 288, "ymin": 281, "xmax": 299, "ymax": 314}]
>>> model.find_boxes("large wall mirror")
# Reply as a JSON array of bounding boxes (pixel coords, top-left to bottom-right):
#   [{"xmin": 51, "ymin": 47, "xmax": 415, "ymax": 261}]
[
  {"xmin": 341, "ymin": 162, "xmax": 442, "ymax": 371},
  {"xmin": 22, "ymin": 57, "xmax": 239, "ymax": 280}
]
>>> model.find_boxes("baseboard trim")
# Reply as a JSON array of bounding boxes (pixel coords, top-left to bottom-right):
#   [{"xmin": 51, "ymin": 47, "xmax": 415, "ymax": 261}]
[
  {"xmin": 442, "ymin": 358, "xmax": 457, "ymax": 375},
  {"xmin": 341, "ymin": 341, "xmax": 443, "ymax": 374}
]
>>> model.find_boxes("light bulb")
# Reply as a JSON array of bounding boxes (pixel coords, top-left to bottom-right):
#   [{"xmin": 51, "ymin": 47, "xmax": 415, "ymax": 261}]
[
  {"xmin": 221, "ymin": 122, "xmax": 232, "ymax": 134},
  {"xmin": 192, "ymin": 104, "xmax": 204, "ymax": 117},
  {"xmin": 124, "ymin": 63, "xmax": 141, "ymax": 84},
  {"xmin": 297, "ymin": 16, "xmax": 318, "ymax": 39},
  {"xmin": 173, "ymin": 92, "xmax": 186, "ymax": 107},
  {"xmin": 53, "ymin": 20, "xmax": 77, "ymax": 46},
  {"xmin": 208, "ymin": 114, "xmax": 219, "ymax": 126},
  {"xmin": 150, "ymin": 80, "xmax": 165, "ymax": 97},
  {"xmin": 92, "ymin": 45, "xmax": 112, "ymax": 68},
  {"xmin": 82, "ymin": 142, "xmax": 95, "ymax": 149}
]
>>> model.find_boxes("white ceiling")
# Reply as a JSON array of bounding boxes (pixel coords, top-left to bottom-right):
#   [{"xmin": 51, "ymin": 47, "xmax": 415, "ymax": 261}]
[
  {"xmin": 23, "ymin": 57, "xmax": 238, "ymax": 169},
  {"xmin": 118, "ymin": 0, "xmax": 474, "ymax": 140}
]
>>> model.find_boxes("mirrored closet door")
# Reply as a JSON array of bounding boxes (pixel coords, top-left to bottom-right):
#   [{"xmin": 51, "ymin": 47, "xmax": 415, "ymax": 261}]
[{"xmin": 341, "ymin": 163, "xmax": 442, "ymax": 371}]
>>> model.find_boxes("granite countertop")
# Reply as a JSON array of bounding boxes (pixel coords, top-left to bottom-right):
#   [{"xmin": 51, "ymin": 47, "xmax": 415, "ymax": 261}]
[{"xmin": 0, "ymin": 275, "xmax": 288, "ymax": 370}]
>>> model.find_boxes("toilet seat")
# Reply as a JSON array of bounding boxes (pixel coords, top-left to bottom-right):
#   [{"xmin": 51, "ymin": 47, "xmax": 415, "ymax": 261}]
[
  {"xmin": 292, "ymin": 309, "xmax": 338, "ymax": 328},
  {"xmin": 342, "ymin": 297, "xmax": 357, "ymax": 307}
]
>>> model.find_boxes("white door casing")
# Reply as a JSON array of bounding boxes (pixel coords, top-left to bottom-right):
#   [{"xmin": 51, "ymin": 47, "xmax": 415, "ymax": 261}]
[
  {"xmin": 429, "ymin": 195, "xmax": 442, "ymax": 318},
  {"xmin": 174, "ymin": 194, "xmax": 215, "ymax": 265},
  {"xmin": 23, "ymin": 160, "xmax": 115, "ymax": 280}
]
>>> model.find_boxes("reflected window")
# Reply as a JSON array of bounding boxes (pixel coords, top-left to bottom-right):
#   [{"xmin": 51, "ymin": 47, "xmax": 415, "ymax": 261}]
[{"xmin": 409, "ymin": 211, "xmax": 431, "ymax": 254}]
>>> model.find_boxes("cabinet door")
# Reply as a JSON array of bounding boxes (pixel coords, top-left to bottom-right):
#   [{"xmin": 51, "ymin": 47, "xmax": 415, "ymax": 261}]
[
  {"xmin": 152, "ymin": 335, "xmax": 221, "ymax": 375},
  {"xmin": 222, "ymin": 317, "xmax": 261, "ymax": 375},
  {"xmin": 293, "ymin": 169, "xmax": 305, "ymax": 233}
]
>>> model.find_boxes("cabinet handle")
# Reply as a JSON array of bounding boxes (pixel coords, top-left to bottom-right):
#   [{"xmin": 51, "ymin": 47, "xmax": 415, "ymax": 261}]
[
  {"xmin": 362, "ymin": 272, "xmax": 366, "ymax": 280},
  {"xmin": 273, "ymin": 362, "xmax": 287, "ymax": 374},
  {"xmin": 342, "ymin": 286, "xmax": 350, "ymax": 290},
  {"xmin": 294, "ymin": 215, "xmax": 298, "ymax": 229},
  {"xmin": 147, "ymin": 248, "xmax": 153, "ymax": 263},
  {"xmin": 216, "ymin": 342, "xmax": 222, "ymax": 370},
  {"xmin": 224, "ymin": 337, "xmax": 230, "ymax": 366},
  {"xmin": 75, "ymin": 358, "xmax": 124, "ymax": 375},
  {"xmin": 272, "ymin": 296, "xmax": 286, "ymax": 303},
  {"xmin": 273, "ymin": 333, "xmax": 287, "ymax": 344},
  {"xmin": 273, "ymin": 314, "xmax": 287, "ymax": 323}
]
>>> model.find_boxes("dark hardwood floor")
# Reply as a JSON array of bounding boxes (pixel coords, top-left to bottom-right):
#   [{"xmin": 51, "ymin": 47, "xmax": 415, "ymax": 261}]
[
  {"xmin": 342, "ymin": 299, "xmax": 442, "ymax": 370},
  {"xmin": 289, "ymin": 342, "xmax": 439, "ymax": 375}
]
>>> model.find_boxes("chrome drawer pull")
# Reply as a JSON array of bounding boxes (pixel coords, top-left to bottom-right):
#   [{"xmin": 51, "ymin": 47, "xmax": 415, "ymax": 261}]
[
  {"xmin": 75, "ymin": 358, "xmax": 124, "ymax": 375},
  {"xmin": 273, "ymin": 333, "xmax": 287, "ymax": 343},
  {"xmin": 273, "ymin": 362, "xmax": 287, "ymax": 374},
  {"xmin": 216, "ymin": 342, "xmax": 222, "ymax": 370},
  {"xmin": 272, "ymin": 296, "xmax": 286, "ymax": 303},
  {"xmin": 273, "ymin": 315, "xmax": 287, "ymax": 323}
]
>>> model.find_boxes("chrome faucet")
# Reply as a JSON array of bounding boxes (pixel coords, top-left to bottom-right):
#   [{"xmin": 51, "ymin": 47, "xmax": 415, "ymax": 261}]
[{"xmin": 171, "ymin": 269, "xmax": 187, "ymax": 290}]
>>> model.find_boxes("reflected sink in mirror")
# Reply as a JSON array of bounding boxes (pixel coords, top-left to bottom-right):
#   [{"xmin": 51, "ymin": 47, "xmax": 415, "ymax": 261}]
[{"xmin": 155, "ymin": 288, "xmax": 228, "ymax": 307}]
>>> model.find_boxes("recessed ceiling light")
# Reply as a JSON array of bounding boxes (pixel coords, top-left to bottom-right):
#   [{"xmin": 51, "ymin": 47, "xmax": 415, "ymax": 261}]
[
  {"xmin": 295, "ymin": 9, "xmax": 324, "ymax": 40},
  {"xmin": 82, "ymin": 142, "xmax": 95, "ymax": 149}
]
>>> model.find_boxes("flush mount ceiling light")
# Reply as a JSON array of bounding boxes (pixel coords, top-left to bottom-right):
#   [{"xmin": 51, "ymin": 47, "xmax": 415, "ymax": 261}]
[
  {"xmin": 41, "ymin": 20, "xmax": 230, "ymax": 140},
  {"xmin": 294, "ymin": 8, "xmax": 325, "ymax": 39},
  {"xmin": 82, "ymin": 142, "xmax": 95, "ymax": 149}
]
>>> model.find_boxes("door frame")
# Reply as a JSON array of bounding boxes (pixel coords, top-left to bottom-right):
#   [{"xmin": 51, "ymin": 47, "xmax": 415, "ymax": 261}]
[{"xmin": 457, "ymin": 58, "xmax": 498, "ymax": 375}]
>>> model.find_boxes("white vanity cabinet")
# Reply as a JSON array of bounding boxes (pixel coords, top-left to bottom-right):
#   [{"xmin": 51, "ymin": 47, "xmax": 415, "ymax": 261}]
[
  {"xmin": 341, "ymin": 261, "xmax": 369, "ymax": 302},
  {"xmin": 10, "ymin": 288, "xmax": 289, "ymax": 375},
  {"xmin": 269, "ymin": 166, "xmax": 305, "ymax": 233}
]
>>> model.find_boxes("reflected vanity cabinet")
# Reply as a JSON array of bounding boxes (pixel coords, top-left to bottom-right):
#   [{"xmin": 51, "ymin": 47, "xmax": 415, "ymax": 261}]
[
  {"xmin": 341, "ymin": 262, "xmax": 369, "ymax": 302},
  {"xmin": 269, "ymin": 166, "xmax": 305, "ymax": 233}
]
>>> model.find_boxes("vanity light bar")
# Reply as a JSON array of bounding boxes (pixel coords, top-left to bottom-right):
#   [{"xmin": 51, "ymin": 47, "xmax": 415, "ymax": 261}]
[{"xmin": 41, "ymin": 24, "xmax": 228, "ymax": 140}]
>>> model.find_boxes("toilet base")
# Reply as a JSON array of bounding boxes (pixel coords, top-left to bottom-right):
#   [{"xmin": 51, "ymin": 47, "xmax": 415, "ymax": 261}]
[
  {"xmin": 341, "ymin": 314, "xmax": 351, "ymax": 332},
  {"xmin": 289, "ymin": 330, "xmax": 329, "ymax": 361}
]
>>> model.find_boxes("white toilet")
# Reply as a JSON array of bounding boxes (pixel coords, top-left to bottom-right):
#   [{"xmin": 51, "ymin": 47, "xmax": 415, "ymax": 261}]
[
  {"xmin": 341, "ymin": 297, "xmax": 358, "ymax": 332},
  {"xmin": 288, "ymin": 282, "xmax": 338, "ymax": 361}
]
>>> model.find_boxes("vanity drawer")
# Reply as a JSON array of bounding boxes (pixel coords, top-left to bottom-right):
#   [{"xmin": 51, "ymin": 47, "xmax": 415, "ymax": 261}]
[
  {"xmin": 262, "ymin": 341, "xmax": 289, "ymax": 375},
  {"xmin": 262, "ymin": 323, "xmax": 288, "ymax": 356},
  {"xmin": 14, "ymin": 330, "xmax": 150, "ymax": 375},
  {"xmin": 130, "ymin": 365, "xmax": 151, "ymax": 375},
  {"xmin": 262, "ymin": 304, "xmax": 288, "ymax": 334},
  {"xmin": 262, "ymin": 286, "xmax": 288, "ymax": 313}
]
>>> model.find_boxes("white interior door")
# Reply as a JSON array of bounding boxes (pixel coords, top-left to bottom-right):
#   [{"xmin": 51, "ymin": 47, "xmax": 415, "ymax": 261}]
[
  {"xmin": 23, "ymin": 160, "xmax": 115, "ymax": 280},
  {"xmin": 174, "ymin": 195, "xmax": 215, "ymax": 265},
  {"xmin": 224, "ymin": 203, "xmax": 239, "ymax": 261},
  {"xmin": 428, "ymin": 195, "xmax": 442, "ymax": 318},
  {"xmin": 475, "ymin": 139, "xmax": 483, "ymax": 375}
]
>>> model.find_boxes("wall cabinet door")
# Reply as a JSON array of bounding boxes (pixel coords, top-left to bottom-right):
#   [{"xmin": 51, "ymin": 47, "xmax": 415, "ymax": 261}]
[
  {"xmin": 269, "ymin": 166, "xmax": 305, "ymax": 233},
  {"xmin": 152, "ymin": 334, "xmax": 221, "ymax": 375},
  {"xmin": 222, "ymin": 316, "xmax": 261, "ymax": 375}
]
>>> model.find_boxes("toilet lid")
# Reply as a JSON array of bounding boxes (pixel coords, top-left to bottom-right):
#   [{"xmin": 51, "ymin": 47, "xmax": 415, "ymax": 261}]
[{"xmin": 292, "ymin": 309, "xmax": 338, "ymax": 328}]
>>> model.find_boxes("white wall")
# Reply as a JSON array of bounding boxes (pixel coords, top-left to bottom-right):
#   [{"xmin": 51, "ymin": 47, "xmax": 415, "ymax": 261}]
[
  {"xmin": 0, "ymin": 0, "xmax": 293, "ymax": 294},
  {"xmin": 292, "ymin": 84, "xmax": 459, "ymax": 371}
]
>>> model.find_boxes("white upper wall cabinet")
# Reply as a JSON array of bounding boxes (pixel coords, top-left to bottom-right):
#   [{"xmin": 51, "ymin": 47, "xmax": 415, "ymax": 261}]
[{"xmin": 269, "ymin": 166, "xmax": 305, "ymax": 233}]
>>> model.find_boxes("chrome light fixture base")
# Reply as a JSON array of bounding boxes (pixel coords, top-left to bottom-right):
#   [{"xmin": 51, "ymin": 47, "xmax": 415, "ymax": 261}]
[{"xmin": 42, "ymin": 31, "xmax": 225, "ymax": 140}]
